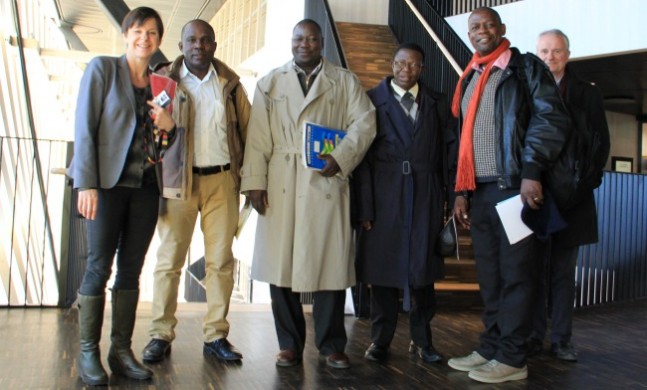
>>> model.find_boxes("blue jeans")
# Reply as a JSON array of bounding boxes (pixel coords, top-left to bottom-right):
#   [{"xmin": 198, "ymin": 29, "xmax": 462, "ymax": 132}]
[{"xmin": 79, "ymin": 185, "xmax": 159, "ymax": 296}]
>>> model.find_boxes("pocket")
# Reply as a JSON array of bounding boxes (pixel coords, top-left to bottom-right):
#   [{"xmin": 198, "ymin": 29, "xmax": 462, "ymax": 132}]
[{"xmin": 162, "ymin": 127, "xmax": 185, "ymax": 198}]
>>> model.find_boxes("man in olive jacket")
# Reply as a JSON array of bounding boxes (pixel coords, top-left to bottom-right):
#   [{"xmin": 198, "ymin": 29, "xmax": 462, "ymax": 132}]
[{"xmin": 142, "ymin": 19, "xmax": 250, "ymax": 363}]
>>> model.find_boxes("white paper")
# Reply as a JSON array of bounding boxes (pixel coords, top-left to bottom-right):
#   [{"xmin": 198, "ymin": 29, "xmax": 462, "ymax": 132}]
[{"xmin": 495, "ymin": 194, "xmax": 533, "ymax": 245}]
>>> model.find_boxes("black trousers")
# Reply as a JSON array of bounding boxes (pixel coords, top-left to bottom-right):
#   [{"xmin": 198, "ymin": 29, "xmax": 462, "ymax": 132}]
[
  {"xmin": 470, "ymin": 183, "xmax": 541, "ymax": 368},
  {"xmin": 79, "ymin": 185, "xmax": 159, "ymax": 296},
  {"xmin": 531, "ymin": 241, "xmax": 579, "ymax": 344},
  {"xmin": 369, "ymin": 284, "xmax": 436, "ymax": 348},
  {"xmin": 269, "ymin": 285, "xmax": 347, "ymax": 356}
]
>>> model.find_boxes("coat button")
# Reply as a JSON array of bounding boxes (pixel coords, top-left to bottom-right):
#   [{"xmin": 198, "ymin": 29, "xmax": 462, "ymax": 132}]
[{"xmin": 326, "ymin": 194, "xmax": 331, "ymax": 199}]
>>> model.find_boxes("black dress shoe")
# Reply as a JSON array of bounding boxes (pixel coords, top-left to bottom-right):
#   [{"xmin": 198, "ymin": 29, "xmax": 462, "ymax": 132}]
[
  {"xmin": 526, "ymin": 338, "xmax": 543, "ymax": 357},
  {"xmin": 364, "ymin": 343, "xmax": 389, "ymax": 362},
  {"xmin": 551, "ymin": 341, "xmax": 578, "ymax": 362},
  {"xmin": 142, "ymin": 339, "xmax": 171, "ymax": 363},
  {"xmin": 204, "ymin": 338, "xmax": 243, "ymax": 361},
  {"xmin": 409, "ymin": 342, "xmax": 443, "ymax": 363}
]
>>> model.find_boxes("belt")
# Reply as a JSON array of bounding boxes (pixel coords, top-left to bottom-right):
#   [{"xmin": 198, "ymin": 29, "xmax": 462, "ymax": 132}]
[{"xmin": 192, "ymin": 164, "xmax": 230, "ymax": 175}]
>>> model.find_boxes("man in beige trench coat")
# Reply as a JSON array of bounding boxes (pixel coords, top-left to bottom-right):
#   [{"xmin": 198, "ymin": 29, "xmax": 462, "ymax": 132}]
[{"xmin": 240, "ymin": 19, "xmax": 375, "ymax": 369}]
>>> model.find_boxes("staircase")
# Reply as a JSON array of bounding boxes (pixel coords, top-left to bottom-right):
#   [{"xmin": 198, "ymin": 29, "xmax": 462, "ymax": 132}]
[
  {"xmin": 437, "ymin": 227, "xmax": 478, "ymax": 291},
  {"xmin": 335, "ymin": 22, "xmax": 399, "ymax": 90}
]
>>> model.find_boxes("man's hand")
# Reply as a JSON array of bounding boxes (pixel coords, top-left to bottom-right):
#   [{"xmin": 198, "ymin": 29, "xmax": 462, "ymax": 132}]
[
  {"xmin": 77, "ymin": 189, "xmax": 98, "ymax": 220},
  {"xmin": 361, "ymin": 220, "xmax": 373, "ymax": 231},
  {"xmin": 249, "ymin": 190, "xmax": 269, "ymax": 215},
  {"xmin": 453, "ymin": 195, "xmax": 470, "ymax": 229},
  {"xmin": 520, "ymin": 178, "xmax": 543, "ymax": 210},
  {"xmin": 318, "ymin": 154, "xmax": 340, "ymax": 177}
]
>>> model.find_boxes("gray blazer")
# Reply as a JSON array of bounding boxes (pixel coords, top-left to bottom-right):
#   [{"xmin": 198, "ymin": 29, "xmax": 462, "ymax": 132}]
[{"xmin": 71, "ymin": 55, "xmax": 140, "ymax": 189}]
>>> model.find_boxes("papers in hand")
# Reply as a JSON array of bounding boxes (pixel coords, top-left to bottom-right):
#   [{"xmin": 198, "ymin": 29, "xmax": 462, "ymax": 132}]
[
  {"xmin": 150, "ymin": 73, "xmax": 177, "ymax": 113},
  {"xmin": 495, "ymin": 194, "xmax": 533, "ymax": 245},
  {"xmin": 302, "ymin": 122, "xmax": 346, "ymax": 170}
]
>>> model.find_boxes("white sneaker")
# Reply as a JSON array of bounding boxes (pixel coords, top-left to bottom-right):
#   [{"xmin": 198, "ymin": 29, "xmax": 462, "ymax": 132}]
[
  {"xmin": 447, "ymin": 351, "xmax": 488, "ymax": 372},
  {"xmin": 468, "ymin": 359, "xmax": 528, "ymax": 383}
]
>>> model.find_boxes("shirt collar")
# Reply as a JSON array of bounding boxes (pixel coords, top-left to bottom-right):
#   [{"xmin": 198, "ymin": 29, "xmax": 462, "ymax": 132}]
[
  {"xmin": 180, "ymin": 60, "xmax": 217, "ymax": 81},
  {"xmin": 292, "ymin": 59, "xmax": 323, "ymax": 77},
  {"xmin": 390, "ymin": 80, "xmax": 419, "ymax": 99},
  {"xmin": 471, "ymin": 48, "xmax": 512, "ymax": 72}
]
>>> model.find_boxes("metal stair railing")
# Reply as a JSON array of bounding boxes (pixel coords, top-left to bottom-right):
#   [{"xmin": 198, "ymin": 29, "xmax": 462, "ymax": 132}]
[{"xmin": 389, "ymin": 0, "xmax": 472, "ymax": 100}]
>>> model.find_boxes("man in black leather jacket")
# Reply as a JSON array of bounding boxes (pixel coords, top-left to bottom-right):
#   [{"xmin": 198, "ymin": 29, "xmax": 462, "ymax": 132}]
[{"xmin": 447, "ymin": 7, "xmax": 570, "ymax": 384}]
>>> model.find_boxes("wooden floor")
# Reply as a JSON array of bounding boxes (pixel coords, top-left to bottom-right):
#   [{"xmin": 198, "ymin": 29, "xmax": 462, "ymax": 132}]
[{"xmin": 1, "ymin": 293, "xmax": 646, "ymax": 389}]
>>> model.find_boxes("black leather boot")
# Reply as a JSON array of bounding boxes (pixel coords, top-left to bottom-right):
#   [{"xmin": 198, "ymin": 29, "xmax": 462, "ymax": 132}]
[
  {"xmin": 77, "ymin": 293, "xmax": 109, "ymax": 386},
  {"xmin": 107, "ymin": 289, "xmax": 153, "ymax": 380}
]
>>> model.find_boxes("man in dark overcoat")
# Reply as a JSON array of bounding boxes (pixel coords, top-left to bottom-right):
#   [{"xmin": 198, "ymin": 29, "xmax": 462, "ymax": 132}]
[
  {"xmin": 354, "ymin": 42, "xmax": 451, "ymax": 364},
  {"xmin": 528, "ymin": 29, "xmax": 611, "ymax": 362}
]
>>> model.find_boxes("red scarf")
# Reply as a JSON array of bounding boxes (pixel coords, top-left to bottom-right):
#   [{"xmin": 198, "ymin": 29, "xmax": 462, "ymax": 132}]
[{"xmin": 452, "ymin": 38, "xmax": 511, "ymax": 191}]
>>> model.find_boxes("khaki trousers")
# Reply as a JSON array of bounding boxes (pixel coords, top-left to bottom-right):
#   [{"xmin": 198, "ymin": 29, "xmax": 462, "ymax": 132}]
[{"xmin": 149, "ymin": 171, "xmax": 239, "ymax": 342}]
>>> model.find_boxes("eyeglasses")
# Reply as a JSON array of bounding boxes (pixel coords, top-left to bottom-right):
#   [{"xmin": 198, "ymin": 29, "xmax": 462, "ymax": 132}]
[{"xmin": 392, "ymin": 60, "xmax": 423, "ymax": 71}]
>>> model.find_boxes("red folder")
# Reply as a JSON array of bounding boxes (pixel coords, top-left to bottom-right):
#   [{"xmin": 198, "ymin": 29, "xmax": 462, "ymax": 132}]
[{"xmin": 150, "ymin": 73, "xmax": 177, "ymax": 113}]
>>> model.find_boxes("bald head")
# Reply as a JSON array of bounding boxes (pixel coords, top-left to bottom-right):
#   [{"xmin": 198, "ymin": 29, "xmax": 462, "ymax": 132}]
[
  {"xmin": 293, "ymin": 18, "xmax": 322, "ymax": 36},
  {"xmin": 181, "ymin": 19, "xmax": 215, "ymax": 41}
]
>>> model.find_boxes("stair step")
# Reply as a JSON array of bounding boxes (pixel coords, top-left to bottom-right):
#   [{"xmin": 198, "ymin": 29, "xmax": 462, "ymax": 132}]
[
  {"xmin": 435, "ymin": 282, "xmax": 479, "ymax": 291},
  {"xmin": 335, "ymin": 22, "xmax": 399, "ymax": 90}
]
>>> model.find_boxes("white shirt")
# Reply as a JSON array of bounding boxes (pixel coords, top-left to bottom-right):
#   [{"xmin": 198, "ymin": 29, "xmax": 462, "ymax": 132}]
[
  {"xmin": 390, "ymin": 80, "xmax": 419, "ymax": 120},
  {"xmin": 179, "ymin": 61, "xmax": 230, "ymax": 167}
]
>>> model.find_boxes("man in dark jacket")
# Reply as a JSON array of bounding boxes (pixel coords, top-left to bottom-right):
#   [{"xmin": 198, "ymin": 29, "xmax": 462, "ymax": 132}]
[
  {"xmin": 528, "ymin": 29, "xmax": 611, "ymax": 362},
  {"xmin": 354, "ymin": 43, "xmax": 450, "ymax": 364},
  {"xmin": 447, "ymin": 7, "xmax": 570, "ymax": 384}
]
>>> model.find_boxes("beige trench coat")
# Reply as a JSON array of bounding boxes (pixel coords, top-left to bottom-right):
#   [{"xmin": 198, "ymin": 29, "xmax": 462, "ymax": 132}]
[{"xmin": 240, "ymin": 59, "xmax": 376, "ymax": 292}]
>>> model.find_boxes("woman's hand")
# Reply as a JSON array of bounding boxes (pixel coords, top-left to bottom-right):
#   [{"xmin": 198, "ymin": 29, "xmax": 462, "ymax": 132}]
[
  {"xmin": 78, "ymin": 189, "xmax": 99, "ymax": 220},
  {"xmin": 147, "ymin": 100, "xmax": 175, "ymax": 131}
]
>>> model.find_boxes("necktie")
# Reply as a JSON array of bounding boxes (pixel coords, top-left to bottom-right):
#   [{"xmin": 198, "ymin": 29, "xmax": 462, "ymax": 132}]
[{"xmin": 401, "ymin": 91, "xmax": 414, "ymax": 112}]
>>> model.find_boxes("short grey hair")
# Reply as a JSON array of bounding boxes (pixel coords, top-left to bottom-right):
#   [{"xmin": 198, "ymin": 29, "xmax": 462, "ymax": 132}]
[{"xmin": 538, "ymin": 29, "xmax": 570, "ymax": 51}]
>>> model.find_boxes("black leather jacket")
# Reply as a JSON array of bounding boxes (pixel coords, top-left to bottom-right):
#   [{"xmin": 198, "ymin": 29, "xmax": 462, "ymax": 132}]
[{"xmin": 457, "ymin": 48, "xmax": 571, "ymax": 190}]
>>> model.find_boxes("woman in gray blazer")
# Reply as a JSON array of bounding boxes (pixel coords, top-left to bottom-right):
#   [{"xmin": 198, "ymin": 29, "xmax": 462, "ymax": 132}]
[{"xmin": 70, "ymin": 7, "xmax": 175, "ymax": 386}]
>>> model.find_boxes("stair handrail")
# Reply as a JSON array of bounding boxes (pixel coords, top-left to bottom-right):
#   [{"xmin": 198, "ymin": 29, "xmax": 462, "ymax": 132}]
[
  {"xmin": 404, "ymin": 0, "xmax": 462, "ymax": 75},
  {"xmin": 8, "ymin": 0, "xmax": 60, "ymax": 305},
  {"xmin": 321, "ymin": 0, "xmax": 347, "ymax": 68}
]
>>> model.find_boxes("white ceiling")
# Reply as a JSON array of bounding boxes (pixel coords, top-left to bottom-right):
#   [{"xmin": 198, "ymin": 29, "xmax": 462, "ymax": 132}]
[{"xmin": 55, "ymin": 0, "xmax": 226, "ymax": 60}]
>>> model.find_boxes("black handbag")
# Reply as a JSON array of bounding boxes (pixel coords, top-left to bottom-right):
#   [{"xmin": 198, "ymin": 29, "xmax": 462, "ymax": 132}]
[{"xmin": 436, "ymin": 216, "xmax": 458, "ymax": 258}]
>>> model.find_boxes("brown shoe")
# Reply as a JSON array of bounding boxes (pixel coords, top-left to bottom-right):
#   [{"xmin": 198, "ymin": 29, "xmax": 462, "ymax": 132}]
[
  {"xmin": 276, "ymin": 349, "xmax": 301, "ymax": 367},
  {"xmin": 325, "ymin": 352, "xmax": 350, "ymax": 369}
]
